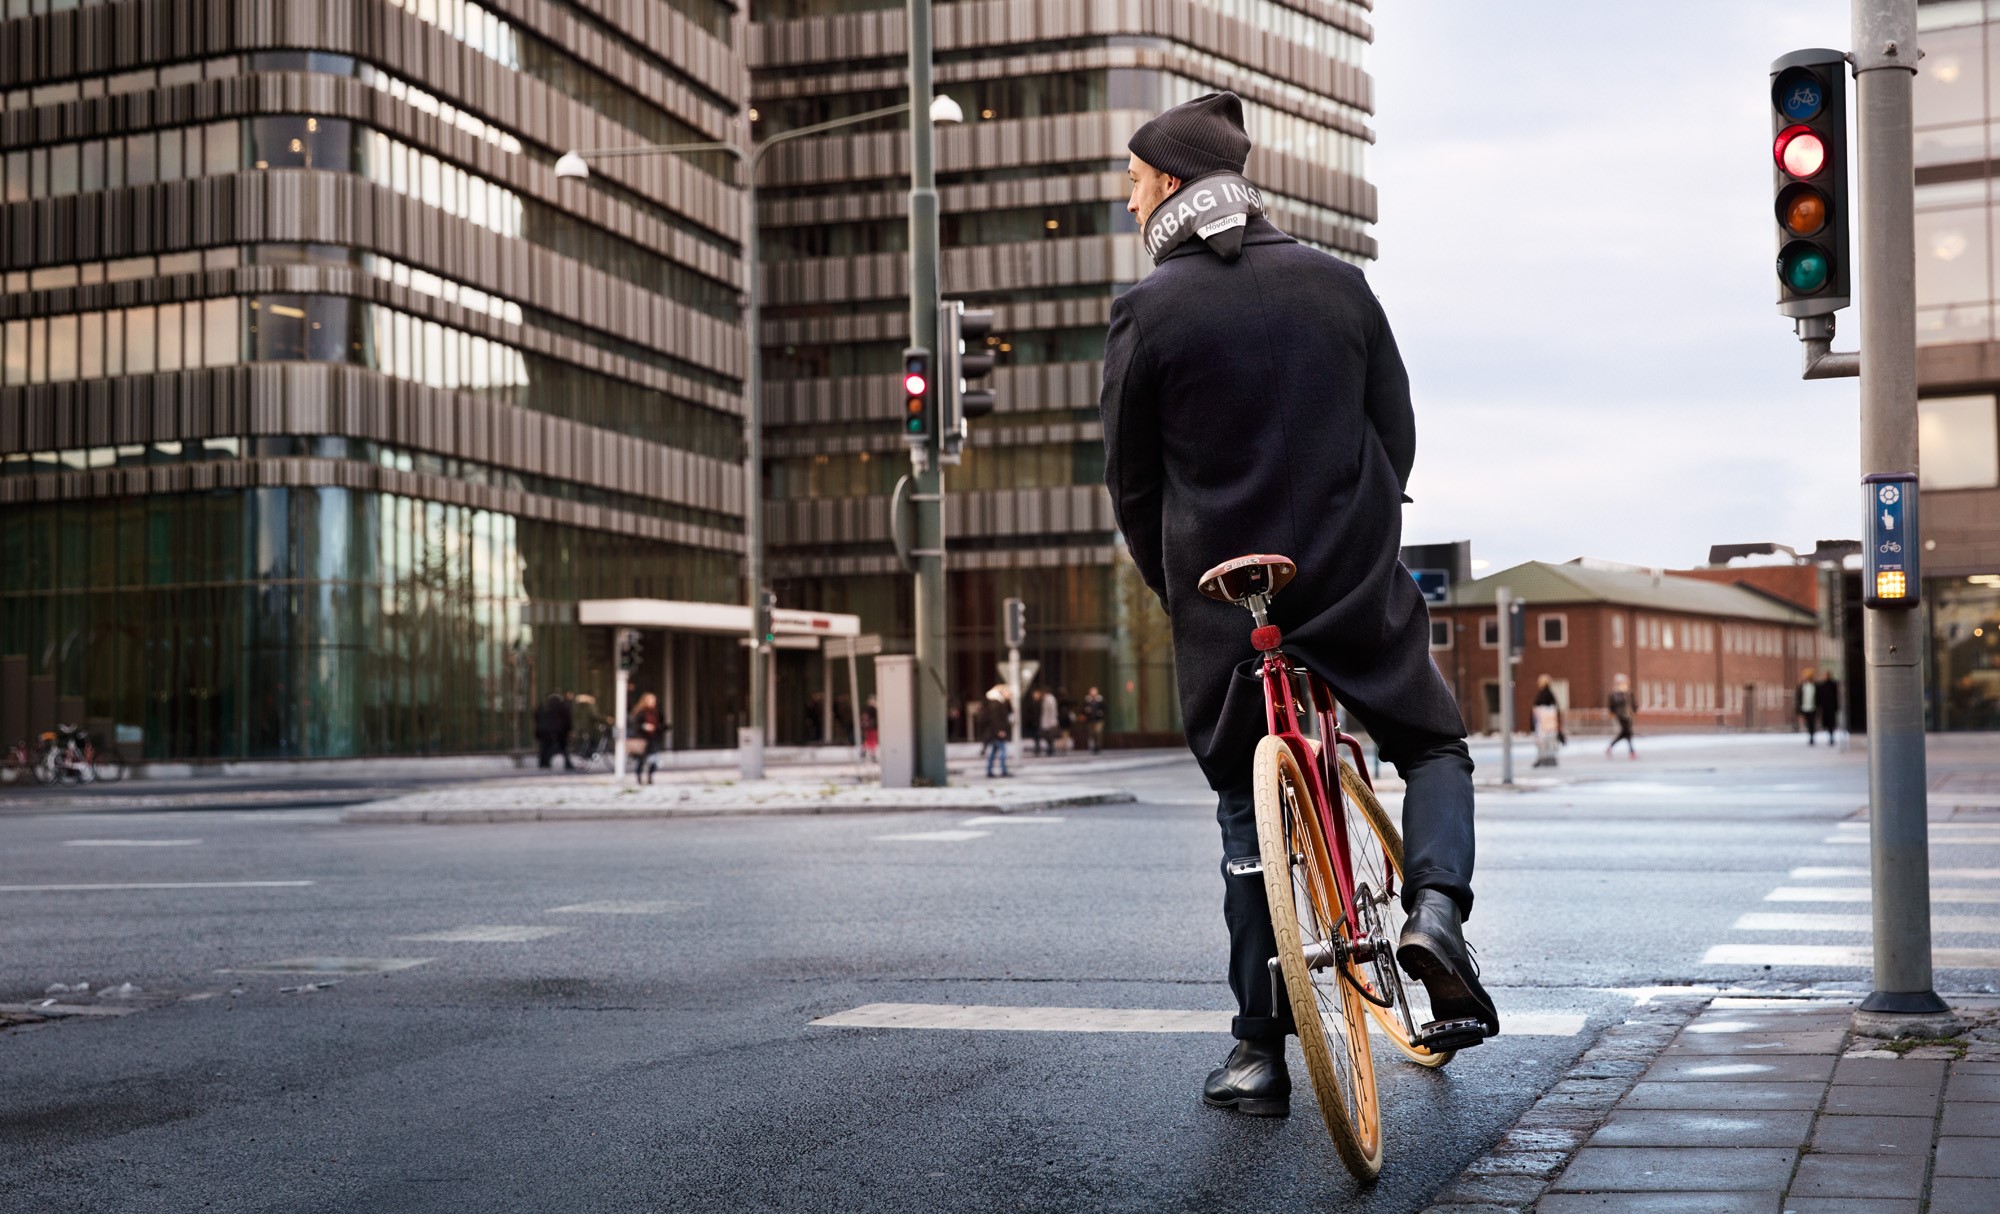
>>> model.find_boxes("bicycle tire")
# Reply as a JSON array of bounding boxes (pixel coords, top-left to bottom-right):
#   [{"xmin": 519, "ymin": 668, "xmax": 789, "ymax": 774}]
[
  {"xmin": 90, "ymin": 745, "xmax": 128, "ymax": 783},
  {"xmin": 32, "ymin": 743, "xmax": 61, "ymax": 786},
  {"xmin": 1336, "ymin": 759, "xmax": 1453, "ymax": 1069},
  {"xmin": 1253, "ymin": 734, "xmax": 1384, "ymax": 1181}
]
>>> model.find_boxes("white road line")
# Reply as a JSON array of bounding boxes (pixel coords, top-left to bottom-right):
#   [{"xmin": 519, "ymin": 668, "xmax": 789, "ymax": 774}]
[
  {"xmin": 1766, "ymin": 886, "xmax": 2000, "ymax": 904},
  {"xmin": 1703, "ymin": 944, "xmax": 2000, "ymax": 967},
  {"xmin": 0, "ymin": 880, "xmax": 313, "ymax": 893},
  {"xmin": 809, "ymin": 1002, "xmax": 1588, "ymax": 1037},
  {"xmin": 62, "ymin": 839, "xmax": 203, "ymax": 847},
  {"xmin": 1733, "ymin": 912, "xmax": 2000, "ymax": 933},
  {"xmin": 959, "ymin": 815, "xmax": 1066, "ymax": 827},
  {"xmin": 397, "ymin": 925, "xmax": 570, "ymax": 942},
  {"xmin": 1833, "ymin": 821, "xmax": 2000, "ymax": 832},
  {"xmin": 872, "ymin": 829, "xmax": 992, "ymax": 842},
  {"xmin": 1822, "ymin": 835, "xmax": 2000, "ymax": 845},
  {"xmin": 219, "ymin": 956, "xmax": 431, "ymax": 974},
  {"xmin": 1792, "ymin": 867, "xmax": 2000, "ymax": 881},
  {"xmin": 547, "ymin": 900, "xmax": 697, "ymax": 914}
]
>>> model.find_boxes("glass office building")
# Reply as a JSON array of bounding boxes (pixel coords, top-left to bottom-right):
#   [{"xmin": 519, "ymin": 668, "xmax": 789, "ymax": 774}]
[
  {"xmin": 751, "ymin": 0, "xmax": 1380, "ymax": 742},
  {"xmin": 1912, "ymin": 0, "xmax": 2000, "ymax": 730},
  {"xmin": 0, "ymin": 0, "xmax": 754, "ymax": 759}
]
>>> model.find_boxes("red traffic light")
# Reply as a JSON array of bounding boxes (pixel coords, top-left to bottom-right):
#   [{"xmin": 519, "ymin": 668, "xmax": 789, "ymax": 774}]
[
  {"xmin": 1774, "ymin": 124, "xmax": 1826, "ymax": 178},
  {"xmin": 903, "ymin": 372, "xmax": 927, "ymax": 396}
]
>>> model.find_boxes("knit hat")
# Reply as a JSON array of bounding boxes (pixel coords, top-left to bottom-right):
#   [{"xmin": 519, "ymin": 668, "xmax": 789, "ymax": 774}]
[{"xmin": 1127, "ymin": 91, "xmax": 1252, "ymax": 181}]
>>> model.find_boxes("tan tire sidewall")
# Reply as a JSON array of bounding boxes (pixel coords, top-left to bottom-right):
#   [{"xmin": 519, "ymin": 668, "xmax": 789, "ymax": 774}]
[{"xmin": 1338, "ymin": 760, "xmax": 1454, "ymax": 1069}]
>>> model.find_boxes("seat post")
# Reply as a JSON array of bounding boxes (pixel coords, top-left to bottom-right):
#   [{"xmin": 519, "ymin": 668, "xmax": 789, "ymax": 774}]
[{"xmin": 1245, "ymin": 592, "xmax": 1271, "ymax": 628}]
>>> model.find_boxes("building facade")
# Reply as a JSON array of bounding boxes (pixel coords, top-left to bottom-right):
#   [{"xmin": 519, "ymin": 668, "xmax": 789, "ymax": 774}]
[
  {"xmin": 1, "ymin": 0, "xmax": 757, "ymax": 760},
  {"xmin": 1910, "ymin": 0, "xmax": 2000, "ymax": 730},
  {"xmin": 748, "ymin": 0, "xmax": 1380, "ymax": 744},
  {"xmin": 1433, "ymin": 563, "xmax": 1827, "ymax": 736}
]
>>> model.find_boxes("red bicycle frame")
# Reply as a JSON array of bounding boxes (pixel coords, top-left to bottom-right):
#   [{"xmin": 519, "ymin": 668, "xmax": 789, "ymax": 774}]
[{"xmin": 1256, "ymin": 640, "xmax": 1380, "ymax": 928}]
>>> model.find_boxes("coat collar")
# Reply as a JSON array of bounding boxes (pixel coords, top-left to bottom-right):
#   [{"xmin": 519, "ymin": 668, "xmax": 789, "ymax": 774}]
[{"xmin": 1156, "ymin": 214, "xmax": 1295, "ymax": 264}]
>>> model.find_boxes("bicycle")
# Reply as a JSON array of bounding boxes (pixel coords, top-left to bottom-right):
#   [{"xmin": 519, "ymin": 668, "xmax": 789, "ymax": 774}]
[
  {"xmin": 1199, "ymin": 553, "xmax": 1484, "ymax": 1181},
  {"xmin": 30, "ymin": 724, "xmax": 125, "ymax": 785}
]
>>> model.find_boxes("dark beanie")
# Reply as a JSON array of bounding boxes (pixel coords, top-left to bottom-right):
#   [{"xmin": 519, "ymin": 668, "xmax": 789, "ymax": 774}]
[{"xmin": 1127, "ymin": 91, "xmax": 1251, "ymax": 181}]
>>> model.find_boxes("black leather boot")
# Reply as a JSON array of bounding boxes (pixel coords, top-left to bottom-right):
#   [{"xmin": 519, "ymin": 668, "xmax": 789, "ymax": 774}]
[
  {"xmin": 1202, "ymin": 1036, "xmax": 1290, "ymax": 1117},
  {"xmin": 1396, "ymin": 889, "xmax": 1500, "ymax": 1040}
]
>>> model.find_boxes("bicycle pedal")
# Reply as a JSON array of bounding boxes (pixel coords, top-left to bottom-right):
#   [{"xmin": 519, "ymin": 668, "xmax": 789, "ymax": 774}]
[{"xmin": 1412, "ymin": 1018, "xmax": 1492, "ymax": 1051}]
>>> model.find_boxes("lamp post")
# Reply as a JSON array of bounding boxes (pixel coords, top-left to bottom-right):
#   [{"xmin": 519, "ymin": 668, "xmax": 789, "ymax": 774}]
[{"xmin": 558, "ymin": 94, "xmax": 963, "ymax": 781}]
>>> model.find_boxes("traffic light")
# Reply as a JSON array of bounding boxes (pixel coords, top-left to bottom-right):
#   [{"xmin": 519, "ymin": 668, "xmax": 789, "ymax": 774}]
[
  {"xmin": 901, "ymin": 347, "xmax": 931, "ymax": 443},
  {"xmin": 1507, "ymin": 599, "xmax": 1526, "ymax": 658},
  {"xmin": 617, "ymin": 628, "xmax": 643, "ymax": 672},
  {"xmin": 938, "ymin": 301, "xmax": 998, "ymax": 464},
  {"xmin": 757, "ymin": 587, "xmax": 778, "ymax": 645},
  {"xmin": 1003, "ymin": 596, "xmax": 1027, "ymax": 649},
  {"xmin": 1770, "ymin": 49, "xmax": 1851, "ymax": 317}
]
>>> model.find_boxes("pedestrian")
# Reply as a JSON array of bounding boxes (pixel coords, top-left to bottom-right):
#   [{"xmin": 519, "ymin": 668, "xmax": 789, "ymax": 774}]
[
  {"xmin": 1796, "ymin": 667, "xmax": 1819, "ymax": 744},
  {"xmin": 1083, "ymin": 686, "xmax": 1107, "ymax": 753},
  {"xmin": 1606, "ymin": 674, "xmax": 1637, "ymax": 759},
  {"xmin": 1039, "ymin": 684, "xmax": 1061, "ymax": 756},
  {"xmin": 533, "ymin": 692, "xmax": 568, "ymax": 769},
  {"xmin": 982, "ymin": 684, "xmax": 1013, "ymax": 778},
  {"xmin": 1021, "ymin": 688, "xmax": 1043, "ymax": 757},
  {"xmin": 1815, "ymin": 669, "xmax": 1841, "ymax": 744},
  {"xmin": 1102, "ymin": 91, "xmax": 1494, "ymax": 1117},
  {"xmin": 861, "ymin": 696, "xmax": 879, "ymax": 763},
  {"xmin": 1531, "ymin": 675, "xmax": 1563, "ymax": 768},
  {"xmin": 629, "ymin": 692, "xmax": 663, "ymax": 784},
  {"xmin": 571, "ymin": 693, "xmax": 602, "ymax": 763}
]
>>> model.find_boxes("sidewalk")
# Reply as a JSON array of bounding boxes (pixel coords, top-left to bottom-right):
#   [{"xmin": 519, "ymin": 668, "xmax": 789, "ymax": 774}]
[{"xmin": 1427, "ymin": 996, "xmax": 2000, "ymax": 1213}]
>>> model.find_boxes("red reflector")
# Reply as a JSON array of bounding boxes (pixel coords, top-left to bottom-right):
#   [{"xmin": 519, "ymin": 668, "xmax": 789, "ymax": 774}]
[{"xmin": 1251, "ymin": 625, "xmax": 1282, "ymax": 652}]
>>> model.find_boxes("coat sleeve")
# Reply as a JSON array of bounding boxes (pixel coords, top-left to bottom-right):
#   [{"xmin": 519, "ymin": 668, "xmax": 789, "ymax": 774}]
[
  {"xmin": 1100, "ymin": 294, "xmax": 1168, "ymax": 601},
  {"xmin": 1362, "ymin": 292, "xmax": 1417, "ymax": 500}
]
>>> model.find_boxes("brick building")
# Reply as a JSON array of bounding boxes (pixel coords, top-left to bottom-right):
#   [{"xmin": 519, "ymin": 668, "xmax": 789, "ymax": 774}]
[{"xmin": 1432, "ymin": 562, "xmax": 1829, "ymax": 735}]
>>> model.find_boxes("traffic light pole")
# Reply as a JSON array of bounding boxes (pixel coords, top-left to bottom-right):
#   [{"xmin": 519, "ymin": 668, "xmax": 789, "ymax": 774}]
[
  {"xmin": 1496, "ymin": 587, "xmax": 1514, "ymax": 787},
  {"xmin": 907, "ymin": 0, "xmax": 949, "ymax": 785},
  {"xmin": 1850, "ymin": 0, "xmax": 1953, "ymax": 1033}
]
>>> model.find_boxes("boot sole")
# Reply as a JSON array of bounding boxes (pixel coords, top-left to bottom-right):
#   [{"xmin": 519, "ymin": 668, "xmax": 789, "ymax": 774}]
[
  {"xmin": 1396, "ymin": 934, "xmax": 1500, "ymax": 1039},
  {"xmin": 1202, "ymin": 1093, "xmax": 1290, "ymax": 1118}
]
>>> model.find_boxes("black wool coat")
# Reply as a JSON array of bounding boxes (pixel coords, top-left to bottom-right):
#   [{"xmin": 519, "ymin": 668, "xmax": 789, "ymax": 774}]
[{"xmin": 1101, "ymin": 216, "xmax": 1465, "ymax": 791}]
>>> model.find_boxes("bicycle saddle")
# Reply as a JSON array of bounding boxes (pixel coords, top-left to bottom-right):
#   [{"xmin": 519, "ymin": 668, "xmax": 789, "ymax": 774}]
[{"xmin": 1198, "ymin": 554, "xmax": 1297, "ymax": 604}]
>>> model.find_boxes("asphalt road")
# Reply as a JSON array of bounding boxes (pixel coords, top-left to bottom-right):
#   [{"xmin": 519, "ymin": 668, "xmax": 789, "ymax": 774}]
[{"xmin": 2, "ymin": 735, "xmax": 1995, "ymax": 1212}]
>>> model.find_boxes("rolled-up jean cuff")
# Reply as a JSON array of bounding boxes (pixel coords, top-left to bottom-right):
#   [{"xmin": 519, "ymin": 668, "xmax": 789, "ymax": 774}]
[
  {"xmin": 1402, "ymin": 867, "xmax": 1474, "ymax": 921},
  {"xmin": 1232, "ymin": 1013, "xmax": 1290, "ymax": 1041}
]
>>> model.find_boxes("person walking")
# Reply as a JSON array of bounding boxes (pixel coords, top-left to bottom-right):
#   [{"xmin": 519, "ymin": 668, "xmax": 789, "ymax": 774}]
[
  {"xmin": 1606, "ymin": 674, "xmax": 1637, "ymax": 759},
  {"xmin": 1102, "ymin": 91, "xmax": 1494, "ymax": 1118},
  {"xmin": 1795, "ymin": 668, "xmax": 1820, "ymax": 744},
  {"xmin": 981, "ymin": 684, "xmax": 1014, "ymax": 778},
  {"xmin": 1039, "ymin": 685, "xmax": 1061, "ymax": 756},
  {"xmin": 1815, "ymin": 669, "xmax": 1841, "ymax": 744},
  {"xmin": 1531, "ymin": 675, "xmax": 1564, "ymax": 768},
  {"xmin": 571, "ymin": 693, "xmax": 603, "ymax": 765},
  {"xmin": 1020, "ymin": 688, "xmax": 1043, "ymax": 757},
  {"xmin": 533, "ymin": 693, "xmax": 569, "ymax": 770},
  {"xmin": 629, "ymin": 692, "xmax": 664, "ymax": 784},
  {"xmin": 1083, "ymin": 686, "xmax": 1107, "ymax": 754},
  {"xmin": 861, "ymin": 697, "xmax": 880, "ymax": 763}
]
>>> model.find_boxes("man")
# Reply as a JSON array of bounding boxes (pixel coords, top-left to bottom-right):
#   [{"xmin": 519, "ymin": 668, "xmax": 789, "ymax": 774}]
[
  {"xmin": 1796, "ymin": 668, "xmax": 1819, "ymax": 744},
  {"xmin": 1082, "ymin": 686, "xmax": 1107, "ymax": 754},
  {"xmin": 1606, "ymin": 673, "xmax": 1637, "ymax": 759},
  {"xmin": 1815, "ymin": 669, "xmax": 1840, "ymax": 743},
  {"xmin": 1101, "ymin": 92, "xmax": 1496, "ymax": 1119}
]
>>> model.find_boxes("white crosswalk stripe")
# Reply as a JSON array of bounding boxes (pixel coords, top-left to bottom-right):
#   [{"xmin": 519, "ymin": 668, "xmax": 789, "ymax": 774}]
[
  {"xmin": 1732, "ymin": 912, "xmax": 2000, "ymax": 933},
  {"xmin": 1764, "ymin": 886, "xmax": 2000, "ymax": 903},
  {"xmin": 1790, "ymin": 866, "xmax": 2000, "ymax": 880},
  {"xmin": 809, "ymin": 1002, "xmax": 1588, "ymax": 1037},
  {"xmin": 1703, "ymin": 944, "xmax": 2000, "ymax": 967}
]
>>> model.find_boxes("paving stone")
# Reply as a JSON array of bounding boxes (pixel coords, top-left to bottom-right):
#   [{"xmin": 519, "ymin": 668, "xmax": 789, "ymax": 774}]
[
  {"xmin": 1516, "ymin": 1103, "xmax": 1613, "ymax": 1132},
  {"xmin": 1822, "ymin": 1084, "xmax": 1944, "ymax": 1118},
  {"xmin": 1549, "ymin": 1146, "xmax": 1798, "ymax": 1192},
  {"xmin": 1808, "ymin": 1114, "xmax": 1937, "ymax": 1155},
  {"xmin": 1777, "ymin": 1200, "xmax": 1919, "ymax": 1213},
  {"xmin": 1665, "ymin": 1030, "xmax": 1849, "ymax": 1056},
  {"xmin": 1462, "ymin": 1148, "xmax": 1570, "ymax": 1180},
  {"xmin": 1928, "ymin": 1176, "xmax": 2000, "ymax": 1214},
  {"xmin": 1532, "ymin": 1193, "xmax": 1780, "ymax": 1213},
  {"xmin": 1945, "ymin": 1071, "xmax": 2000, "ymax": 1101},
  {"xmin": 1785, "ymin": 1153, "xmax": 1929, "ymax": 1199},
  {"xmin": 1933, "ymin": 1135, "xmax": 2000, "ymax": 1177},
  {"xmin": 1493, "ymin": 1126, "xmax": 1587, "ymax": 1154},
  {"xmin": 1587, "ymin": 1109, "xmax": 1814, "ymax": 1148},
  {"xmin": 1641, "ymin": 1055, "xmax": 1837, "ymax": 1084},
  {"xmin": 1831, "ymin": 1058, "xmax": 1947, "ymax": 1089},
  {"xmin": 1544, "ymin": 1077, "xmax": 1633, "ymax": 1104},
  {"xmin": 1567, "ymin": 1056, "xmax": 1649, "ymax": 1079},
  {"xmin": 1618, "ymin": 1081, "xmax": 1827, "ymax": 1111},
  {"xmin": 1953, "ymin": 1060, "xmax": 2000, "ymax": 1075},
  {"xmin": 1940, "ymin": 1100, "xmax": 2000, "ymax": 1136},
  {"xmin": 1683, "ymin": 1014, "xmax": 1854, "ymax": 1035},
  {"xmin": 1433, "ymin": 1172, "xmax": 1546, "ymax": 1205}
]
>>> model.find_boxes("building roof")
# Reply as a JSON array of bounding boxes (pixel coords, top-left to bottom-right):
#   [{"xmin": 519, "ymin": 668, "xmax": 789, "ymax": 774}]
[{"xmin": 1445, "ymin": 562, "xmax": 1818, "ymax": 625}]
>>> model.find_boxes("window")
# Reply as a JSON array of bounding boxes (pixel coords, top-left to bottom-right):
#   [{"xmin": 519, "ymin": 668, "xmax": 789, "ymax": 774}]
[
  {"xmin": 1480, "ymin": 618, "xmax": 1499, "ymax": 648},
  {"xmin": 1663, "ymin": 621, "xmax": 1675, "ymax": 650},
  {"xmin": 1919, "ymin": 395, "xmax": 2000, "ymax": 490},
  {"xmin": 1430, "ymin": 619, "xmax": 1452, "ymax": 651},
  {"xmin": 1539, "ymin": 614, "xmax": 1567, "ymax": 648},
  {"xmin": 1611, "ymin": 615, "xmax": 1624, "ymax": 649}
]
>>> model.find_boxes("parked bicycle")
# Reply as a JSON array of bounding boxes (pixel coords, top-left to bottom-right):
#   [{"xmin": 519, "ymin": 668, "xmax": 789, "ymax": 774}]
[
  {"xmin": 32, "ymin": 724, "xmax": 126, "ymax": 785},
  {"xmin": 567, "ymin": 722, "xmax": 617, "ymax": 772},
  {"xmin": 1200, "ymin": 553, "xmax": 1483, "ymax": 1180}
]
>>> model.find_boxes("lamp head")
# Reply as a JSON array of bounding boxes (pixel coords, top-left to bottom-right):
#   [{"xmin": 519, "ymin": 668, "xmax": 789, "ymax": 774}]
[
  {"xmin": 929, "ymin": 94, "xmax": 965, "ymax": 125},
  {"xmin": 554, "ymin": 151, "xmax": 589, "ymax": 180}
]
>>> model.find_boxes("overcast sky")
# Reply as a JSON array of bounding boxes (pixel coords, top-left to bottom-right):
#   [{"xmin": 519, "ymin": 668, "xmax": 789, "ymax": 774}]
[{"xmin": 1366, "ymin": 1, "xmax": 1863, "ymax": 571}]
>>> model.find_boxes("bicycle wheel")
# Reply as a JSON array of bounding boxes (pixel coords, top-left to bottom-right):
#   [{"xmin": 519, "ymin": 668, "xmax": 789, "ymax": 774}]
[
  {"xmin": 32, "ymin": 742, "xmax": 61, "ymax": 786},
  {"xmin": 1253, "ymin": 735, "xmax": 1383, "ymax": 1181},
  {"xmin": 1337, "ymin": 758, "xmax": 1453, "ymax": 1069},
  {"xmin": 90, "ymin": 745, "xmax": 127, "ymax": 783}
]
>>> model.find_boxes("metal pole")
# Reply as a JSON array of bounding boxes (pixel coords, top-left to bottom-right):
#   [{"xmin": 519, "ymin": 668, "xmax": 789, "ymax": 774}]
[
  {"xmin": 1497, "ymin": 587, "xmax": 1514, "ymax": 786},
  {"xmin": 614, "ymin": 663, "xmax": 630, "ymax": 786},
  {"xmin": 739, "ymin": 98, "xmax": 767, "ymax": 780},
  {"xmin": 908, "ymin": 0, "xmax": 948, "ymax": 785},
  {"xmin": 1851, "ymin": 0, "xmax": 1951, "ymax": 1029}
]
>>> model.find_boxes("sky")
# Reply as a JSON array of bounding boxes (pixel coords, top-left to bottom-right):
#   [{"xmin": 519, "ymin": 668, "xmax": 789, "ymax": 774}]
[{"xmin": 1366, "ymin": 1, "xmax": 1863, "ymax": 572}]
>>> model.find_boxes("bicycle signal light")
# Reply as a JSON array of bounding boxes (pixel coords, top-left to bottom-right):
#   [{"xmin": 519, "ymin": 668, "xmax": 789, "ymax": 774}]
[
  {"xmin": 1770, "ymin": 51, "xmax": 1850, "ymax": 316},
  {"xmin": 1862, "ymin": 473, "xmax": 1920, "ymax": 609}
]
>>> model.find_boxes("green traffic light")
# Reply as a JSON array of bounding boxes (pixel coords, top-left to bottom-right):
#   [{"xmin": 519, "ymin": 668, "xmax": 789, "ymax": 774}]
[{"xmin": 1779, "ymin": 244, "xmax": 1830, "ymax": 293}]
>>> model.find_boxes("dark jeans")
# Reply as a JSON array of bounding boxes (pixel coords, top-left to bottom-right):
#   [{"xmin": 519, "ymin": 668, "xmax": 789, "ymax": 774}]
[{"xmin": 1218, "ymin": 734, "xmax": 1475, "ymax": 1041}]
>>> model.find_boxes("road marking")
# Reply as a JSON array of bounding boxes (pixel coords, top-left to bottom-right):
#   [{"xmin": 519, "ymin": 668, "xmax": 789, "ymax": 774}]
[
  {"xmin": 809, "ymin": 1002, "xmax": 1587, "ymax": 1036},
  {"xmin": 0, "ymin": 880, "xmax": 313, "ymax": 893},
  {"xmin": 547, "ymin": 900, "xmax": 698, "ymax": 914},
  {"xmin": 219, "ymin": 957, "xmax": 431, "ymax": 974},
  {"xmin": 1766, "ymin": 886, "xmax": 2000, "ymax": 904},
  {"xmin": 1833, "ymin": 821, "xmax": 2000, "ymax": 832},
  {"xmin": 398, "ymin": 925, "xmax": 570, "ymax": 942},
  {"xmin": 1791, "ymin": 867, "xmax": 2000, "ymax": 881},
  {"xmin": 62, "ymin": 839, "xmax": 203, "ymax": 847},
  {"xmin": 872, "ymin": 829, "xmax": 992, "ymax": 842},
  {"xmin": 1733, "ymin": 912, "xmax": 2000, "ymax": 933},
  {"xmin": 1702, "ymin": 944, "xmax": 2000, "ymax": 967},
  {"xmin": 1822, "ymin": 835, "xmax": 2000, "ymax": 845},
  {"xmin": 959, "ymin": 815, "xmax": 1066, "ymax": 827}
]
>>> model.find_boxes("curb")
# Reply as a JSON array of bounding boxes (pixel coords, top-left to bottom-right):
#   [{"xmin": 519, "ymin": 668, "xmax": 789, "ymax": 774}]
[
  {"xmin": 341, "ymin": 788, "xmax": 1136, "ymax": 825},
  {"xmin": 1420, "ymin": 996, "xmax": 1711, "ymax": 1213}
]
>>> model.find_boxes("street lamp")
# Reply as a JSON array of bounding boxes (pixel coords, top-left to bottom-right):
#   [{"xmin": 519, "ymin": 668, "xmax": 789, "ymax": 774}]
[{"xmin": 557, "ymin": 93, "xmax": 963, "ymax": 781}]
